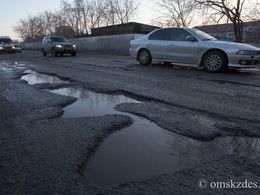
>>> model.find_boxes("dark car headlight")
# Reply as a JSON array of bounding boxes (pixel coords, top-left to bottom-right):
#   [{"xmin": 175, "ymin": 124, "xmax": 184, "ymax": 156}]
[{"xmin": 55, "ymin": 44, "xmax": 63, "ymax": 48}]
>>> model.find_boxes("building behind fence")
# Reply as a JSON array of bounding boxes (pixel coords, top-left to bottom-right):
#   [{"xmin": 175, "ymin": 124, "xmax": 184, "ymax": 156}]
[{"xmin": 195, "ymin": 20, "xmax": 260, "ymax": 44}]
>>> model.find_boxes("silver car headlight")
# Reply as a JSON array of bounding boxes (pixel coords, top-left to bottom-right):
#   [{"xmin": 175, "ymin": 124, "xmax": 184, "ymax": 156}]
[
  {"xmin": 73, "ymin": 44, "xmax": 76, "ymax": 48},
  {"xmin": 236, "ymin": 50, "xmax": 255, "ymax": 55},
  {"xmin": 56, "ymin": 44, "xmax": 63, "ymax": 48},
  {"xmin": 0, "ymin": 46, "xmax": 3, "ymax": 50}
]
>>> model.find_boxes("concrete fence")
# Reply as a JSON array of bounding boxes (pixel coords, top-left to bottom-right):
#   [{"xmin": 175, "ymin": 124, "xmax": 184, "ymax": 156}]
[
  {"xmin": 20, "ymin": 34, "xmax": 144, "ymax": 55},
  {"xmin": 20, "ymin": 35, "xmax": 260, "ymax": 55}
]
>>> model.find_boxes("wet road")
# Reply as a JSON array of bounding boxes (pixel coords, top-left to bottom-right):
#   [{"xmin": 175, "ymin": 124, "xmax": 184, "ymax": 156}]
[
  {"xmin": 4, "ymin": 51, "xmax": 260, "ymax": 126},
  {"xmin": 1, "ymin": 51, "xmax": 260, "ymax": 194}
]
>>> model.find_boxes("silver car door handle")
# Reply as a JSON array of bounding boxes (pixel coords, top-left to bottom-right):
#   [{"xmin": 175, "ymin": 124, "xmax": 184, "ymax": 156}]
[{"xmin": 169, "ymin": 44, "xmax": 175, "ymax": 47}]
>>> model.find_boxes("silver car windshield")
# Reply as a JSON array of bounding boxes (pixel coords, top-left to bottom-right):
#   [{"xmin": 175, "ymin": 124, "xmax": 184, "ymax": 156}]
[{"xmin": 192, "ymin": 29, "xmax": 217, "ymax": 41}]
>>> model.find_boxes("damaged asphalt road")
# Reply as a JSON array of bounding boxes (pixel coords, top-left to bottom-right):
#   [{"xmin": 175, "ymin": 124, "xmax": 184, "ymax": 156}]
[
  {"xmin": 115, "ymin": 102, "xmax": 260, "ymax": 141},
  {"xmin": 0, "ymin": 64, "xmax": 132, "ymax": 194},
  {"xmin": 1, "ymin": 51, "xmax": 260, "ymax": 194}
]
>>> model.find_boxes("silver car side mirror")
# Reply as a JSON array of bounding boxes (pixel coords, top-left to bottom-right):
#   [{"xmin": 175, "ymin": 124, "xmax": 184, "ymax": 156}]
[{"xmin": 186, "ymin": 35, "xmax": 197, "ymax": 42}]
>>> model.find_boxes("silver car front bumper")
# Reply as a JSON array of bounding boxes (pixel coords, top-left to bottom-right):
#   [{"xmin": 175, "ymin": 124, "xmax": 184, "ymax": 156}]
[{"xmin": 228, "ymin": 54, "xmax": 260, "ymax": 68}]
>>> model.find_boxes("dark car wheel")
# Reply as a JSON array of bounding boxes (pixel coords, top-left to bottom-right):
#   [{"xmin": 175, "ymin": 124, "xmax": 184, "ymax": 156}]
[
  {"xmin": 42, "ymin": 48, "xmax": 47, "ymax": 56},
  {"xmin": 52, "ymin": 48, "xmax": 58, "ymax": 57},
  {"xmin": 71, "ymin": 52, "xmax": 76, "ymax": 56},
  {"xmin": 203, "ymin": 51, "xmax": 227, "ymax": 72},
  {"xmin": 137, "ymin": 49, "xmax": 152, "ymax": 65}
]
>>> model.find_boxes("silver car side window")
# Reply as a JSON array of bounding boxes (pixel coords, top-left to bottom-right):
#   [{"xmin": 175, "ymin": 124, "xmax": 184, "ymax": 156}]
[
  {"xmin": 170, "ymin": 29, "xmax": 194, "ymax": 41},
  {"xmin": 148, "ymin": 29, "xmax": 171, "ymax": 41}
]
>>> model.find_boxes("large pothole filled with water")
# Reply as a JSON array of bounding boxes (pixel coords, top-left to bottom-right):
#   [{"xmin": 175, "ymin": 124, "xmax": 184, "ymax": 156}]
[
  {"xmin": 15, "ymin": 66, "xmax": 260, "ymax": 187},
  {"xmin": 51, "ymin": 87, "xmax": 260, "ymax": 187},
  {"xmin": 21, "ymin": 69, "xmax": 68, "ymax": 85}
]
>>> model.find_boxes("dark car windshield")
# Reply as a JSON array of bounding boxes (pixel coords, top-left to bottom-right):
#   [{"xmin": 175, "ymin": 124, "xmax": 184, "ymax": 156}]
[
  {"xmin": 0, "ymin": 38, "xmax": 12, "ymax": 44},
  {"xmin": 51, "ymin": 37, "xmax": 68, "ymax": 42},
  {"xmin": 191, "ymin": 29, "xmax": 217, "ymax": 41}
]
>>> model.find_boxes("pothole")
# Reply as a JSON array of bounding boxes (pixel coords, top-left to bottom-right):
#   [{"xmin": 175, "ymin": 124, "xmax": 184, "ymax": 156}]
[
  {"xmin": 51, "ymin": 87, "xmax": 138, "ymax": 118},
  {"xmin": 21, "ymin": 70, "xmax": 68, "ymax": 85},
  {"xmin": 15, "ymin": 66, "xmax": 260, "ymax": 187},
  {"xmin": 51, "ymin": 87, "xmax": 260, "ymax": 187}
]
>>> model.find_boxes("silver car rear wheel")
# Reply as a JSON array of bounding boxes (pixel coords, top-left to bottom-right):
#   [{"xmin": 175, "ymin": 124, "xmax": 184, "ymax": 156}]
[
  {"xmin": 203, "ymin": 51, "xmax": 227, "ymax": 72},
  {"xmin": 137, "ymin": 49, "xmax": 152, "ymax": 65}
]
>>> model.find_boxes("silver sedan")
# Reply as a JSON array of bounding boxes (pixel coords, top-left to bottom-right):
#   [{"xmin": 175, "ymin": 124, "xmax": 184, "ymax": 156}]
[{"xmin": 129, "ymin": 27, "xmax": 260, "ymax": 72}]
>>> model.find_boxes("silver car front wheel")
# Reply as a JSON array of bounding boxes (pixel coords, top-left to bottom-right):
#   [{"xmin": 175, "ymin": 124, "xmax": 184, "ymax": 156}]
[
  {"xmin": 137, "ymin": 49, "xmax": 152, "ymax": 65},
  {"xmin": 203, "ymin": 51, "xmax": 227, "ymax": 72}
]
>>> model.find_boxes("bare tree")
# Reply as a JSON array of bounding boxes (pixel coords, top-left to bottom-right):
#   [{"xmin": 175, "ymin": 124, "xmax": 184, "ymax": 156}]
[
  {"xmin": 157, "ymin": 0, "xmax": 196, "ymax": 27},
  {"xmin": 14, "ymin": 19, "xmax": 30, "ymax": 41},
  {"xmin": 98, "ymin": 0, "xmax": 138, "ymax": 26},
  {"xmin": 196, "ymin": 0, "xmax": 246, "ymax": 42},
  {"xmin": 75, "ymin": 0, "xmax": 90, "ymax": 34},
  {"xmin": 14, "ymin": 15, "xmax": 46, "ymax": 42},
  {"xmin": 102, "ymin": 0, "xmax": 117, "ymax": 26},
  {"xmin": 88, "ymin": 0, "xmax": 106, "ymax": 28},
  {"xmin": 113, "ymin": 0, "xmax": 138, "ymax": 24},
  {"xmin": 40, "ymin": 11, "xmax": 62, "ymax": 36},
  {"xmin": 60, "ymin": 0, "xmax": 83, "ymax": 36},
  {"xmin": 246, "ymin": 0, "xmax": 260, "ymax": 21},
  {"xmin": 15, "ymin": 0, "xmax": 139, "ymax": 41}
]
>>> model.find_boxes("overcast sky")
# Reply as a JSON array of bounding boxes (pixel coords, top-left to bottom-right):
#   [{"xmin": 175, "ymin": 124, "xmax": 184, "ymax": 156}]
[
  {"xmin": 0, "ymin": 0, "xmax": 158, "ymax": 39},
  {"xmin": 1, "ymin": 0, "xmax": 259, "ymax": 40},
  {"xmin": 0, "ymin": 0, "xmax": 60, "ymax": 39}
]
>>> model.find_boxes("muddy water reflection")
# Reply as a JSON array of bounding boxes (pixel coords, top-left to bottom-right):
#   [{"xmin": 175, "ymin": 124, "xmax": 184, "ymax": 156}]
[
  {"xmin": 51, "ymin": 87, "xmax": 260, "ymax": 187},
  {"xmin": 0, "ymin": 61, "xmax": 26, "ymax": 72},
  {"xmin": 21, "ymin": 70, "xmax": 67, "ymax": 85},
  {"xmin": 51, "ymin": 88, "xmax": 139, "ymax": 117},
  {"xmin": 14, "ymin": 68, "xmax": 260, "ymax": 187},
  {"xmin": 87, "ymin": 123, "xmax": 260, "ymax": 187}
]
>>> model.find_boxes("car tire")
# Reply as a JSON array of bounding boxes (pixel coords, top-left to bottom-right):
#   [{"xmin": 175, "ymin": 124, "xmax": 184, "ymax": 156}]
[
  {"xmin": 52, "ymin": 48, "xmax": 58, "ymax": 57},
  {"xmin": 163, "ymin": 62, "xmax": 172, "ymax": 65},
  {"xmin": 203, "ymin": 51, "xmax": 227, "ymax": 72},
  {"xmin": 42, "ymin": 48, "xmax": 47, "ymax": 56},
  {"xmin": 137, "ymin": 49, "xmax": 152, "ymax": 65},
  {"xmin": 71, "ymin": 52, "xmax": 76, "ymax": 56}
]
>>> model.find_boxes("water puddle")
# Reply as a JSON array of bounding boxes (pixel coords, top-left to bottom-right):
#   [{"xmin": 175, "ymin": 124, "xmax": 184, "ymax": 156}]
[
  {"xmin": 18, "ymin": 68, "xmax": 260, "ymax": 187},
  {"xmin": 21, "ymin": 70, "xmax": 68, "ymax": 85},
  {"xmin": 1, "ymin": 61, "xmax": 25, "ymax": 66},
  {"xmin": 0, "ymin": 66, "xmax": 13, "ymax": 72},
  {"xmin": 51, "ymin": 88, "xmax": 138, "ymax": 118},
  {"xmin": 0, "ymin": 61, "xmax": 26, "ymax": 72},
  {"xmin": 51, "ymin": 87, "xmax": 260, "ymax": 187},
  {"xmin": 87, "ymin": 127, "xmax": 260, "ymax": 187}
]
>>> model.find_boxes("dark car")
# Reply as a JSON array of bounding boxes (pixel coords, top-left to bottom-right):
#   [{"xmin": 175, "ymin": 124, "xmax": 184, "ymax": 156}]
[
  {"xmin": 41, "ymin": 36, "xmax": 77, "ymax": 57},
  {"xmin": 0, "ymin": 37, "xmax": 15, "ymax": 54},
  {"xmin": 13, "ymin": 44, "xmax": 22, "ymax": 53}
]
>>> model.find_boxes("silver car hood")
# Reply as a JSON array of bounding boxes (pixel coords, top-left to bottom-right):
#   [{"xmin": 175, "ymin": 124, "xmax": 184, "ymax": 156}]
[{"xmin": 202, "ymin": 40, "xmax": 260, "ymax": 51}]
